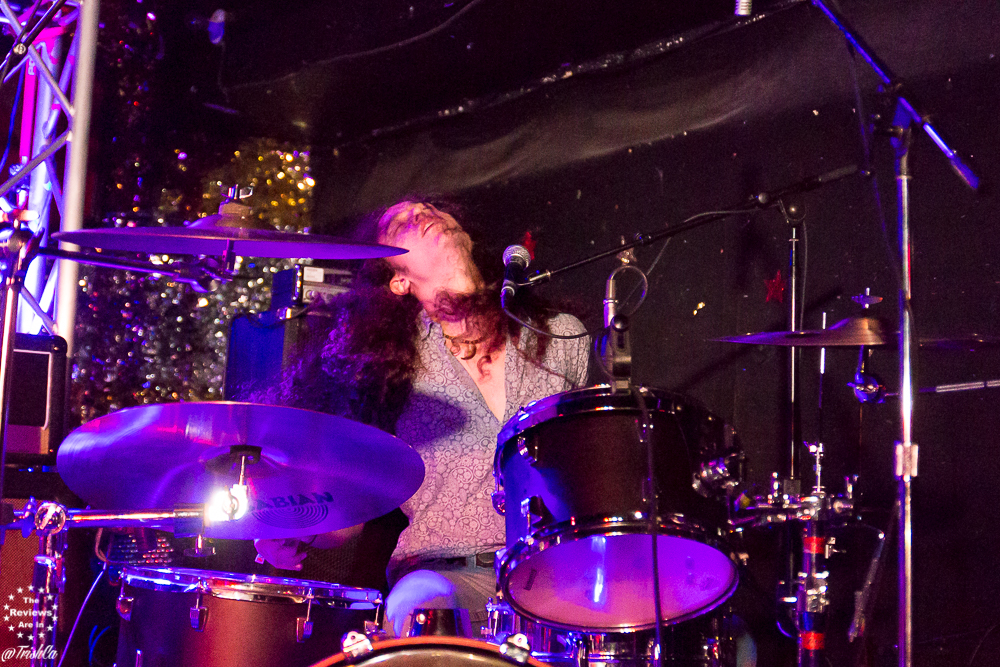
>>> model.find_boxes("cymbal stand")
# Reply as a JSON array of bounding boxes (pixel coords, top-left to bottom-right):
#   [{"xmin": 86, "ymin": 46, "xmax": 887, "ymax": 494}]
[
  {"xmin": 3, "ymin": 499, "xmax": 210, "ymax": 667},
  {"xmin": 0, "ymin": 224, "xmax": 234, "ymax": 531},
  {"xmin": 809, "ymin": 3, "xmax": 980, "ymax": 665},
  {"xmin": 732, "ymin": 451, "xmax": 856, "ymax": 667},
  {"xmin": 773, "ymin": 198, "xmax": 806, "ymax": 640}
]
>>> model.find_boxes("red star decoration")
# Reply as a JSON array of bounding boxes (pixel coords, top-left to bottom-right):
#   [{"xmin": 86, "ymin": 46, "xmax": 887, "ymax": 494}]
[
  {"xmin": 520, "ymin": 230, "xmax": 537, "ymax": 260},
  {"xmin": 765, "ymin": 270, "xmax": 785, "ymax": 303}
]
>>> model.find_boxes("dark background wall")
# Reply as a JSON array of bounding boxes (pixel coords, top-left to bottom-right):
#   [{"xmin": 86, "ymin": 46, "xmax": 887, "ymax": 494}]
[
  {"xmin": 266, "ymin": 3, "xmax": 998, "ymax": 663},
  {"xmin": 42, "ymin": 0, "xmax": 1000, "ymax": 664}
]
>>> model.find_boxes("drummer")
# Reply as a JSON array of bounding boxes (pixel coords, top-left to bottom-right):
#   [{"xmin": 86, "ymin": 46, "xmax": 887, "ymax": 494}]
[{"xmin": 254, "ymin": 197, "xmax": 590, "ymax": 635}]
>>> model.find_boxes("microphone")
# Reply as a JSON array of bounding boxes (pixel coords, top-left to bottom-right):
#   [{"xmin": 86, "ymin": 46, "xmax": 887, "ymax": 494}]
[
  {"xmin": 604, "ymin": 270, "xmax": 618, "ymax": 329},
  {"xmin": 500, "ymin": 245, "xmax": 531, "ymax": 307}
]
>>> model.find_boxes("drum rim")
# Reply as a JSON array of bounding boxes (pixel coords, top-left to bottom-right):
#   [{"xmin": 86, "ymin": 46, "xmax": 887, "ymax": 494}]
[
  {"xmin": 497, "ymin": 517, "xmax": 739, "ymax": 633},
  {"xmin": 494, "ymin": 385, "xmax": 734, "ymax": 483},
  {"xmin": 308, "ymin": 636, "xmax": 551, "ymax": 667},
  {"xmin": 497, "ymin": 384, "xmax": 718, "ymax": 445},
  {"xmin": 120, "ymin": 566, "xmax": 382, "ymax": 606}
]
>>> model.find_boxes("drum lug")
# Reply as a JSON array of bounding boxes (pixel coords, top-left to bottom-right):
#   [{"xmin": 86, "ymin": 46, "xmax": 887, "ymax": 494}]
[
  {"xmin": 189, "ymin": 592, "xmax": 208, "ymax": 631},
  {"xmin": 492, "ymin": 487, "xmax": 506, "ymax": 515},
  {"xmin": 516, "ymin": 437, "xmax": 537, "ymax": 465},
  {"xmin": 570, "ymin": 635, "xmax": 589, "ymax": 667},
  {"xmin": 296, "ymin": 598, "xmax": 314, "ymax": 642},
  {"xmin": 520, "ymin": 496, "xmax": 547, "ymax": 537},
  {"xmin": 342, "ymin": 630, "xmax": 374, "ymax": 658},
  {"xmin": 116, "ymin": 592, "xmax": 134, "ymax": 622},
  {"xmin": 499, "ymin": 633, "xmax": 532, "ymax": 664},
  {"xmin": 363, "ymin": 620, "xmax": 389, "ymax": 642},
  {"xmin": 296, "ymin": 617, "xmax": 313, "ymax": 642}
]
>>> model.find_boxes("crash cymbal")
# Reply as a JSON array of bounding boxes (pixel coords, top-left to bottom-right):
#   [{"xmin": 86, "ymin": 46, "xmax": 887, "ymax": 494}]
[
  {"xmin": 53, "ymin": 202, "xmax": 404, "ymax": 260},
  {"xmin": 56, "ymin": 402, "xmax": 425, "ymax": 540},
  {"xmin": 714, "ymin": 317, "xmax": 890, "ymax": 347}
]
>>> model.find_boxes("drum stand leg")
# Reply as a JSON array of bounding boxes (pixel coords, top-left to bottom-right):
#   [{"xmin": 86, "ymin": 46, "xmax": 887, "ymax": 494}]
[
  {"xmin": 796, "ymin": 505, "xmax": 828, "ymax": 667},
  {"xmin": 29, "ymin": 530, "xmax": 66, "ymax": 667}
]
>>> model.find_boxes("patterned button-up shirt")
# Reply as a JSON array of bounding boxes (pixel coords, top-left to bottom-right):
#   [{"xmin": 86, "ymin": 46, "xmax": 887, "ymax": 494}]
[{"xmin": 392, "ymin": 312, "xmax": 589, "ymax": 563}]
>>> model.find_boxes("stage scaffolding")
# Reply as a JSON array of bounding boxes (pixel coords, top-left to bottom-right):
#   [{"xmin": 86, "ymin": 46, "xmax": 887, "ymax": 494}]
[{"xmin": 0, "ymin": 0, "xmax": 98, "ymax": 354}]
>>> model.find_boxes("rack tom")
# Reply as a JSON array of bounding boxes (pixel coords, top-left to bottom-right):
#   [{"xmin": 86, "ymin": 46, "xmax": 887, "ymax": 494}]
[{"xmin": 494, "ymin": 385, "xmax": 742, "ymax": 632}]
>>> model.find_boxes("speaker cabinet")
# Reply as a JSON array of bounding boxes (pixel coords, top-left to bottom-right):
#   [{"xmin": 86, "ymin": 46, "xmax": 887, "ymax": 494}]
[{"xmin": 5, "ymin": 334, "xmax": 67, "ymax": 466}]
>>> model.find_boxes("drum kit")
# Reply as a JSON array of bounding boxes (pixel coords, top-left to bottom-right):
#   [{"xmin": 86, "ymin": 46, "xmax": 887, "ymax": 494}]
[
  {"xmin": 0, "ymin": 33, "xmax": 986, "ymax": 659},
  {"xmin": 0, "ymin": 179, "xmax": 903, "ymax": 667}
]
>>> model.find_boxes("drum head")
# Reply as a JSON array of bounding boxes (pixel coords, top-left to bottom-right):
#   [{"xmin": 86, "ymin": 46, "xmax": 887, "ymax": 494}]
[
  {"xmin": 311, "ymin": 637, "xmax": 549, "ymax": 667},
  {"xmin": 121, "ymin": 567, "xmax": 381, "ymax": 606},
  {"xmin": 503, "ymin": 532, "xmax": 737, "ymax": 632}
]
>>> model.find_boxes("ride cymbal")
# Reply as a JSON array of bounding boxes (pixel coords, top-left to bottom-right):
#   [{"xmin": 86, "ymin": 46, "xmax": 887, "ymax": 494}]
[
  {"xmin": 715, "ymin": 318, "xmax": 1000, "ymax": 351},
  {"xmin": 713, "ymin": 317, "xmax": 889, "ymax": 347}
]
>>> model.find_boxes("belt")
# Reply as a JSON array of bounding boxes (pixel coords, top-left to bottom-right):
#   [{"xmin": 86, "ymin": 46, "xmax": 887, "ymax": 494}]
[{"xmin": 439, "ymin": 552, "xmax": 496, "ymax": 569}]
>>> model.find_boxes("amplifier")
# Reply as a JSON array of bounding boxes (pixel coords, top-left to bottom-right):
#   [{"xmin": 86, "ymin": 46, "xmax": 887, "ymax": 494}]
[
  {"xmin": 272, "ymin": 265, "xmax": 353, "ymax": 309},
  {"xmin": 225, "ymin": 265, "xmax": 351, "ymax": 400},
  {"xmin": 5, "ymin": 334, "xmax": 68, "ymax": 466}
]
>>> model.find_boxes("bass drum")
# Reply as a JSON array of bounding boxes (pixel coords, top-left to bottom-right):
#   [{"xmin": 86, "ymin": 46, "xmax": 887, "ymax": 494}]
[
  {"xmin": 495, "ymin": 385, "xmax": 742, "ymax": 633},
  {"xmin": 309, "ymin": 637, "xmax": 551, "ymax": 667},
  {"xmin": 115, "ymin": 567, "xmax": 381, "ymax": 667}
]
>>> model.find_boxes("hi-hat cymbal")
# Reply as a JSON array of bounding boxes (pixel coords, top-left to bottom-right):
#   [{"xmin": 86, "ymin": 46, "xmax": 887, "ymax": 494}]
[
  {"xmin": 713, "ymin": 317, "xmax": 889, "ymax": 347},
  {"xmin": 56, "ymin": 402, "xmax": 425, "ymax": 540},
  {"xmin": 53, "ymin": 202, "xmax": 404, "ymax": 260}
]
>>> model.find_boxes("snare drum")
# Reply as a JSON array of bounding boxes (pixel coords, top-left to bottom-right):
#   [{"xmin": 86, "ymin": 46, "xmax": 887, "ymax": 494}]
[
  {"xmin": 494, "ymin": 386, "xmax": 742, "ymax": 632},
  {"xmin": 115, "ymin": 567, "xmax": 381, "ymax": 667}
]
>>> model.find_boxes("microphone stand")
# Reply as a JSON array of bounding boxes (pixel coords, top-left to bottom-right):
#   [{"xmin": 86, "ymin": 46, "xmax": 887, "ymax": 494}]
[
  {"xmin": 808, "ymin": 3, "xmax": 981, "ymax": 666},
  {"xmin": 508, "ymin": 166, "xmax": 862, "ymax": 667},
  {"xmin": 523, "ymin": 164, "xmax": 862, "ymax": 288}
]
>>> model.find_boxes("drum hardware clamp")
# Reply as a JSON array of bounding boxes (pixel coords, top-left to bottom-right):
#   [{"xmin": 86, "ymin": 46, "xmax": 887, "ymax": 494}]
[
  {"xmin": 341, "ymin": 631, "xmax": 374, "ymax": 658},
  {"xmin": 498, "ymin": 633, "xmax": 533, "ymax": 664}
]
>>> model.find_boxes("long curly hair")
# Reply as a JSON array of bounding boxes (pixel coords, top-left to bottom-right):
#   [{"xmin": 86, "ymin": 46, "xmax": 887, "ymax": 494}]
[{"xmin": 256, "ymin": 195, "xmax": 562, "ymax": 433}]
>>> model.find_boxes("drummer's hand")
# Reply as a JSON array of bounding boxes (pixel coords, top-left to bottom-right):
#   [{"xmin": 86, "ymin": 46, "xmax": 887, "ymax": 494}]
[{"xmin": 253, "ymin": 538, "xmax": 308, "ymax": 571}]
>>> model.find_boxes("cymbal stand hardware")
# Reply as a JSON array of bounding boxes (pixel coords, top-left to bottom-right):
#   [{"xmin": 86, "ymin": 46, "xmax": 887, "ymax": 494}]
[
  {"xmin": 733, "ymin": 443, "xmax": 857, "ymax": 667},
  {"xmin": 808, "ymin": 3, "xmax": 980, "ymax": 663}
]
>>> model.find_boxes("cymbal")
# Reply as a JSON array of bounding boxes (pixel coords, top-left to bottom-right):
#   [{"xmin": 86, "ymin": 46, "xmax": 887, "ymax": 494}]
[
  {"xmin": 713, "ymin": 317, "xmax": 889, "ymax": 347},
  {"xmin": 53, "ymin": 203, "xmax": 404, "ymax": 260},
  {"xmin": 715, "ymin": 318, "xmax": 1000, "ymax": 351},
  {"xmin": 917, "ymin": 335, "xmax": 1000, "ymax": 351},
  {"xmin": 56, "ymin": 402, "xmax": 425, "ymax": 540}
]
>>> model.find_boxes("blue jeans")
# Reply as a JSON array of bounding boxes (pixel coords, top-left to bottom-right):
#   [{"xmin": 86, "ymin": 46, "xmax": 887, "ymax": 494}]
[{"xmin": 385, "ymin": 555, "xmax": 497, "ymax": 637}]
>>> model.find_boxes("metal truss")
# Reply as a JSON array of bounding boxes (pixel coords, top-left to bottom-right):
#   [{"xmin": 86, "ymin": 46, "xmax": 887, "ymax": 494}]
[{"xmin": 0, "ymin": 0, "xmax": 98, "ymax": 352}]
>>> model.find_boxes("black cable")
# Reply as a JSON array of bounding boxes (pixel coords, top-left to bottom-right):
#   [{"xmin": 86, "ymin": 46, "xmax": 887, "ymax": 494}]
[
  {"xmin": 55, "ymin": 564, "xmax": 106, "ymax": 667},
  {"xmin": 0, "ymin": 0, "xmax": 68, "ymax": 86},
  {"xmin": 844, "ymin": 39, "xmax": 902, "ymax": 293},
  {"xmin": 968, "ymin": 622, "xmax": 1000, "ymax": 667},
  {"xmin": 632, "ymin": 384, "xmax": 664, "ymax": 667},
  {"xmin": 624, "ymin": 237, "xmax": 671, "ymax": 306},
  {"xmin": 501, "ymin": 305, "xmax": 605, "ymax": 341},
  {"xmin": 245, "ymin": 0, "xmax": 487, "ymax": 85}
]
